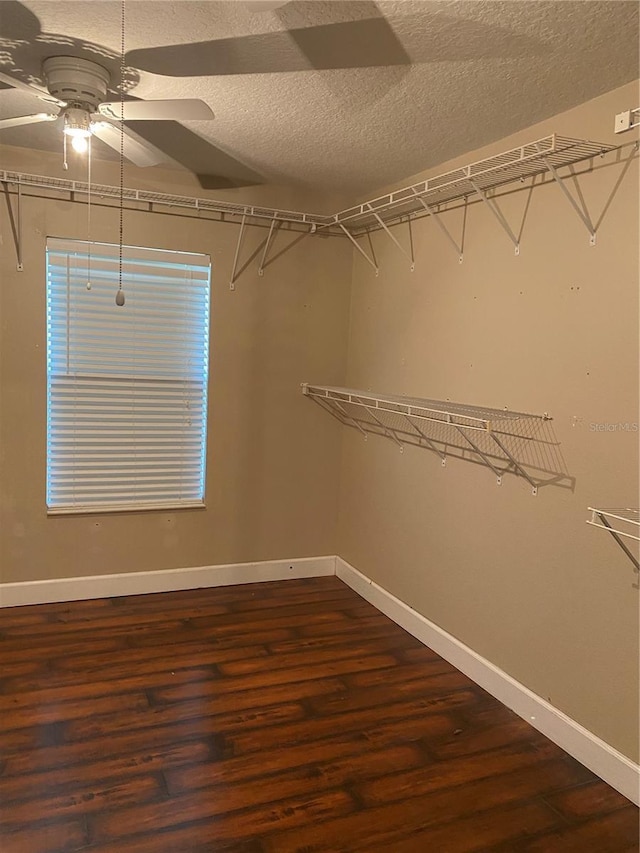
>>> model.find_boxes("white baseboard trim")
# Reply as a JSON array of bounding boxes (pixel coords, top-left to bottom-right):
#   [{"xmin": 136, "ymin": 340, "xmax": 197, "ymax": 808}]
[
  {"xmin": 336, "ymin": 557, "xmax": 640, "ymax": 806},
  {"xmin": 0, "ymin": 555, "xmax": 336, "ymax": 608}
]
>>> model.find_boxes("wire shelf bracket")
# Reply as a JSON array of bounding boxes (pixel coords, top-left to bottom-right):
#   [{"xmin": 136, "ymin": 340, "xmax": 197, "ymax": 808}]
[
  {"xmin": 1, "ymin": 179, "xmax": 23, "ymax": 270},
  {"xmin": 365, "ymin": 204, "xmax": 415, "ymax": 271},
  {"xmin": 411, "ymin": 190, "xmax": 466, "ymax": 263},
  {"xmin": 303, "ymin": 383, "xmax": 554, "ymax": 494},
  {"xmin": 258, "ymin": 219, "xmax": 282, "ymax": 276},
  {"xmin": 229, "ymin": 213, "xmax": 247, "ymax": 290},
  {"xmin": 339, "ymin": 224, "xmax": 378, "ymax": 275},
  {"xmin": 469, "ymin": 179, "xmax": 521, "ymax": 254},
  {"xmin": 535, "ymin": 145, "xmax": 597, "ymax": 245},
  {"xmin": 586, "ymin": 507, "xmax": 640, "ymax": 571},
  {"xmin": 16, "ymin": 180, "xmax": 23, "ymax": 271}
]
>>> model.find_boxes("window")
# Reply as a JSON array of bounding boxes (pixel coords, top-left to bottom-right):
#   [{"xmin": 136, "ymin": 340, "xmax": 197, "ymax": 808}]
[{"xmin": 46, "ymin": 239, "xmax": 211, "ymax": 514}]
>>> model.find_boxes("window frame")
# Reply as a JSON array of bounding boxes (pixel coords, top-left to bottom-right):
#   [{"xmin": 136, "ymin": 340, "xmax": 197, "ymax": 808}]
[{"xmin": 45, "ymin": 237, "xmax": 212, "ymax": 515}]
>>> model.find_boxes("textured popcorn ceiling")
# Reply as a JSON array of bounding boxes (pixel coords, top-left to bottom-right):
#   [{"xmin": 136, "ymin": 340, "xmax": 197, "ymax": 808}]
[{"xmin": 0, "ymin": 0, "xmax": 638, "ymax": 194}]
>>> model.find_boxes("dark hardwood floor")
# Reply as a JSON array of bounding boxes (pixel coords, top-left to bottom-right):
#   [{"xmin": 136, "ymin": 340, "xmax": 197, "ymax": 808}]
[{"xmin": 0, "ymin": 575, "xmax": 637, "ymax": 852}]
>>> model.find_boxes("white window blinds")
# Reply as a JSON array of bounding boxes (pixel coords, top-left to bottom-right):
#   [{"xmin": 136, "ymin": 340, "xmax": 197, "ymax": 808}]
[{"xmin": 46, "ymin": 238, "xmax": 211, "ymax": 514}]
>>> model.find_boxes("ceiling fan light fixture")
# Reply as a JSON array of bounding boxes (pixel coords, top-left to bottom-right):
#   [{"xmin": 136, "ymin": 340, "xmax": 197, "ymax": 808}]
[
  {"xmin": 2, "ymin": 52, "xmax": 219, "ymax": 179},
  {"xmin": 63, "ymin": 107, "xmax": 92, "ymax": 140}
]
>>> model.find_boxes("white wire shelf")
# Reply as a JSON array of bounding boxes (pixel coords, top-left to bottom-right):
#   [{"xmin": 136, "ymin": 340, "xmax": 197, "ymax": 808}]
[
  {"xmin": 302, "ymin": 384, "xmax": 564, "ymax": 494},
  {"xmin": 587, "ymin": 507, "xmax": 640, "ymax": 540},
  {"xmin": 330, "ymin": 135, "xmax": 615, "ymax": 232},
  {"xmin": 587, "ymin": 507, "xmax": 639, "ymax": 571},
  {"xmin": 303, "ymin": 384, "xmax": 550, "ymax": 431},
  {"xmin": 0, "ymin": 169, "xmax": 334, "ymax": 231},
  {"xmin": 0, "ymin": 132, "xmax": 614, "ymax": 235},
  {"xmin": 0, "ymin": 131, "xmax": 623, "ymax": 281}
]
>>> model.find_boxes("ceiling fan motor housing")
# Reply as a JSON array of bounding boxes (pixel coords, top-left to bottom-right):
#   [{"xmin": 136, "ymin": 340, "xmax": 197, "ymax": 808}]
[{"xmin": 43, "ymin": 56, "xmax": 110, "ymax": 111}]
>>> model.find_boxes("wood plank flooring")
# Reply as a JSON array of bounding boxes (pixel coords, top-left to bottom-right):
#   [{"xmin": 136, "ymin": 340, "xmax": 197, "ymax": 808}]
[{"xmin": 0, "ymin": 575, "xmax": 637, "ymax": 852}]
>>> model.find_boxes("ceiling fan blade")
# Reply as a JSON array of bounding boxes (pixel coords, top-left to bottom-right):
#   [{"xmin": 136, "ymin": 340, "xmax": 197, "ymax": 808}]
[
  {"xmin": 127, "ymin": 120, "xmax": 264, "ymax": 188},
  {"xmin": 0, "ymin": 112, "xmax": 58, "ymax": 131},
  {"xmin": 0, "ymin": 69, "xmax": 65, "ymax": 106},
  {"xmin": 126, "ymin": 17, "xmax": 410, "ymax": 77},
  {"xmin": 97, "ymin": 99, "xmax": 214, "ymax": 122},
  {"xmin": 90, "ymin": 122, "xmax": 166, "ymax": 167}
]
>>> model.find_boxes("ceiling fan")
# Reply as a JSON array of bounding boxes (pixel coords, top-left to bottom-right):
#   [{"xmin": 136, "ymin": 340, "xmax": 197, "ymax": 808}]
[
  {"xmin": 0, "ymin": 56, "xmax": 214, "ymax": 167},
  {"xmin": 0, "ymin": 0, "xmax": 295, "ymax": 186},
  {"xmin": 0, "ymin": 0, "xmax": 545, "ymax": 188}
]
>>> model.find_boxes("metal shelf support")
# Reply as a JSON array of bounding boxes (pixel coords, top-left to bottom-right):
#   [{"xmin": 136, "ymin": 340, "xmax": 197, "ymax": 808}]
[
  {"xmin": 2, "ymin": 179, "xmax": 24, "ymax": 270},
  {"xmin": 402, "ymin": 414, "xmax": 447, "ymax": 463},
  {"xmin": 469, "ymin": 179, "xmax": 520, "ymax": 255},
  {"xmin": 593, "ymin": 141, "xmax": 638, "ymax": 233},
  {"xmin": 229, "ymin": 213, "xmax": 247, "ymax": 290},
  {"xmin": 365, "ymin": 229, "xmax": 379, "ymax": 269},
  {"xmin": 587, "ymin": 508, "xmax": 640, "ymax": 571},
  {"xmin": 16, "ymin": 181, "xmax": 23, "ymax": 271},
  {"xmin": 412, "ymin": 190, "xmax": 465, "ymax": 263},
  {"xmin": 538, "ymin": 154, "xmax": 597, "ymax": 245},
  {"xmin": 304, "ymin": 388, "xmax": 368, "ymax": 439},
  {"xmin": 339, "ymin": 224, "xmax": 378, "ymax": 274},
  {"xmin": 366, "ymin": 204, "xmax": 415, "ymax": 271},
  {"xmin": 363, "ymin": 405, "xmax": 405, "ymax": 452},
  {"xmin": 490, "ymin": 433, "xmax": 538, "ymax": 495},
  {"xmin": 406, "ymin": 218, "xmax": 415, "ymax": 269},
  {"xmin": 258, "ymin": 219, "xmax": 282, "ymax": 276},
  {"xmin": 453, "ymin": 424, "xmax": 505, "ymax": 483}
]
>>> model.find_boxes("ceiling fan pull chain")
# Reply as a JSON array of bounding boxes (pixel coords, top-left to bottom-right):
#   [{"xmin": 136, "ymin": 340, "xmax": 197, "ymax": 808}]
[
  {"xmin": 87, "ymin": 136, "xmax": 92, "ymax": 290},
  {"xmin": 116, "ymin": 0, "xmax": 126, "ymax": 307}
]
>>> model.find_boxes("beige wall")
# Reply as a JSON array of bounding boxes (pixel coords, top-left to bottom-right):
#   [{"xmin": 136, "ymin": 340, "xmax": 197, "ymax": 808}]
[
  {"xmin": 337, "ymin": 81, "xmax": 639, "ymax": 761},
  {"xmin": 0, "ymin": 149, "xmax": 352, "ymax": 583}
]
